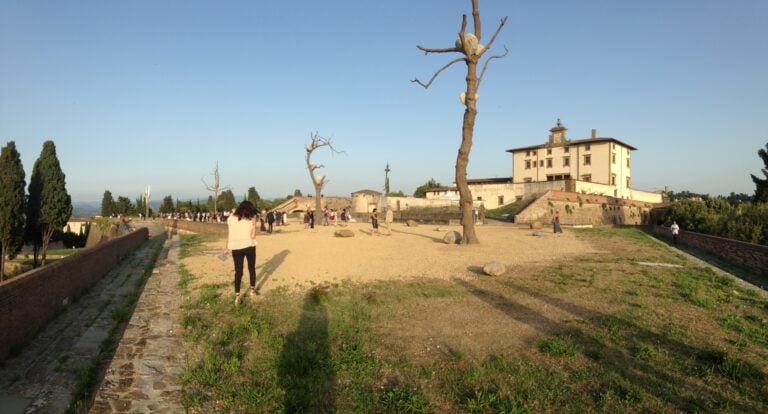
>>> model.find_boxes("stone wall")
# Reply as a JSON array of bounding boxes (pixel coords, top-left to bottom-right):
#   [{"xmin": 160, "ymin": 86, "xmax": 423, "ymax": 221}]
[
  {"xmin": 162, "ymin": 219, "xmax": 228, "ymax": 234},
  {"xmin": 650, "ymin": 225, "xmax": 768, "ymax": 277},
  {"xmin": 514, "ymin": 190, "xmax": 653, "ymax": 226},
  {"xmin": 0, "ymin": 228, "xmax": 149, "ymax": 361}
]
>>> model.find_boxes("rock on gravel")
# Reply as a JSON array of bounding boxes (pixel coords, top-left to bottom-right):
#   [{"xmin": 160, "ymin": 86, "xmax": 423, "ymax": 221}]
[
  {"xmin": 407, "ymin": 220, "xmax": 419, "ymax": 227},
  {"xmin": 334, "ymin": 229, "xmax": 355, "ymax": 237},
  {"xmin": 443, "ymin": 231, "xmax": 462, "ymax": 244},
  {"xmin": 483, "ymin": 261, "xmax": 506, "ymax": 276}
]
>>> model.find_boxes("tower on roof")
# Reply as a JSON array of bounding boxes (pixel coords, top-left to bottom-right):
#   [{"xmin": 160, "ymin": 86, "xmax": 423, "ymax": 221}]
[{"xmin": 548, "ymin": 118, "xmax": 568, "ymax": 145}]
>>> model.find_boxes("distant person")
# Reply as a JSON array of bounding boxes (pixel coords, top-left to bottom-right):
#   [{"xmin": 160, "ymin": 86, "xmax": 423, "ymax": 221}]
[
  {"xmin": 670, "ymin": 221, "xmax": 680, "ymax": 246},
  {"xmin": 224, "ymin": 201, "xmax": 258, "ymax": 305},
  {"xmin": 473, "ymin": 207, "xmax": 479, "ymax": 224},
  {"xmin": 384, "ymin": 208, "xmax": 393, "ymax": 235},
  {"xmin": 371, "ymin": 208, "xmax": 380, "ymax": 235},
  {"xmin": 267, "ymin": 209, "xmax": 275, "ymax": 234},
  {"xmin": 309, "ymin": 209, "xmax": 315, "ymax": 229},
  {"xmin": 552, "ymin": 211, "xmax": 563, "ymax": 234}
]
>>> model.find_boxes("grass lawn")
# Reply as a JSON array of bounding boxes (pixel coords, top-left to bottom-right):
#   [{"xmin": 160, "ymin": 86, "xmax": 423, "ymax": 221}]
[{"xmin": 177, "ymin": 228, "xmax": 768, "ymax": 413}]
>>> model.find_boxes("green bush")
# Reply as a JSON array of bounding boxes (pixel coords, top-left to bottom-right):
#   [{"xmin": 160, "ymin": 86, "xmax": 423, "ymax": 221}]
[{"xmin": 666, "ymin": 198, "xmax": 768, "ymax": 246}]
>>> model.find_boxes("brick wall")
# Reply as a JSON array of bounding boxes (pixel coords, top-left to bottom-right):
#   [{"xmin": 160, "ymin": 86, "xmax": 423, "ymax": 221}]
[
  {"xmin": 0, "ymin": 228, "xmax": 149, "ymax": 361},
  {"xmin": 651, "ymin": 225, "xmax": 768, "ymax": 277}
]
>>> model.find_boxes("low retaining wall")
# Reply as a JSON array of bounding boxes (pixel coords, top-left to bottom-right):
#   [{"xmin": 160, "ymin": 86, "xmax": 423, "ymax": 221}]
[
  {"xmin": 515, "ymin": 190, "xmax": 653, "ymax": 226},
  {"xmin": 162, "ymin": 219, "xmax": 227, "ymax": 234},
  {"xmin": 0, "ymin": 228, "xmax": 149, "ymax": 361},
  {"xmin": 650, "ymin": 225, "xmax": 768, "ymax": 277}
]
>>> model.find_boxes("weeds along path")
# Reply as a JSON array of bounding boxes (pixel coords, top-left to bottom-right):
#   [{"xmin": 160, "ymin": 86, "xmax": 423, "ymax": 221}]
[
  {"xmin": 89, "ymin": 233, "xmax": 185, "ymax": 413},
  {"xmin": 0, "ymin": 234, "xmax": 165, "ymax": 414}
]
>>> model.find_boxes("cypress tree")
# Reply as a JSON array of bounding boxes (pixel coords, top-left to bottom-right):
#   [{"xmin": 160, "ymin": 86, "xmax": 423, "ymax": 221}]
[
  {"xmin": 101, "ymin": 190, "xmax": 116, "ymax": 217},
  {"xmin": 751, "ymin": 142, "xmax": 768, "ymax": 202},
  {"xmin": 0, "ymin": 141, "xmax": 27, "ymax": 281},
  {"xmin": 27, "ymin": 141, "xmax": 72, "ymax": 266}
]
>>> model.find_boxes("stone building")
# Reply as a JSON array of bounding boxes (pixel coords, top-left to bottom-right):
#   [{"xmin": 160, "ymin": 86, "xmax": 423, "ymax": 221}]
[{"xmin": 426, "ymin": 120, "xmax": 662, "ymax": 208}]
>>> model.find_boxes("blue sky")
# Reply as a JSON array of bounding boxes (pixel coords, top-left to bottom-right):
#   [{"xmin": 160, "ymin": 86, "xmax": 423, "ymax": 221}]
[{"xmin": 2, "ymin": 0, "xmax": 767, "ymax": 202}]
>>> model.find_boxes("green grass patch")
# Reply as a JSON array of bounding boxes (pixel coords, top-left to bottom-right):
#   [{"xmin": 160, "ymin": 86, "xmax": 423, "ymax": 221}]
[{"xmin": 177, "ymin": 228, "xmax": 768, "ymax": 412}]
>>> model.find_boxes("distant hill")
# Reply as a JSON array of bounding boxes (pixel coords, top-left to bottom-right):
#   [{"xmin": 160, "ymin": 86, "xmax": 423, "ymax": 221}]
[{"xmin": 71, "ymin": 201, "xmax": 163, "ymax": 219}]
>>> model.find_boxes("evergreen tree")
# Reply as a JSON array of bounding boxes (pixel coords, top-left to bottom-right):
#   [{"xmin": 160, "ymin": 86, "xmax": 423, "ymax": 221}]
[
  {"xmin": 751, "ymin": 142, "xmax": 768, "ymax": 202},
  {"xmin": 293, "ymin": 189, "xmax": 303, "ymax": 197},
  {"xmin": 27, "ymin": 141, "xmax": 72, "ymax": 266},
  {"xmin": 217, "ymin": 189, "xmax": 237, "ymax": 212},
  {"xmin": 0, "ymin": 141, "xmax": 27, "ymax": 281},
  {"xmin": 115, "ymin": 196, "xmax": 135, "ymax": 215},
  {"xmin": 159, "ymin": 195, "xmax": 174, "ymax": 214},
  {"xmin": 101, "ymin": 190, "xmax": 116, "ymax": 217},
  {"xmin": 247, "ymin": 187, "xmax": 261, "ymax": 210},
  {"xmin": 413, "ymin": 178, "xmax": 443, "ymax": 198}
]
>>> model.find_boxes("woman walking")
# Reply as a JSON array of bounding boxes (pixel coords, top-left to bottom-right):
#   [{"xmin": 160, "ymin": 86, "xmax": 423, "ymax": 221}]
[{"xmin": 224, "ymin": 200, "xmax": 258, "ymax": 305}]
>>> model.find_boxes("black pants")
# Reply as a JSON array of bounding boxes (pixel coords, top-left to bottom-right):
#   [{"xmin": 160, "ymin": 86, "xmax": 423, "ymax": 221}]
[
  {"xmin": 232, "ymin": 246, "xmax": 256, "ymax": 293},
  {"xmin": 268, "ymin": 221, "xmax": 274, "ymax": 233}
]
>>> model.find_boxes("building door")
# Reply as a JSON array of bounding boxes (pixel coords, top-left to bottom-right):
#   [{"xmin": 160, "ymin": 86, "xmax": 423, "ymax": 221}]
[{"xmin": 498, "ymin": 195, "xmax": 504, "ymax": 207}]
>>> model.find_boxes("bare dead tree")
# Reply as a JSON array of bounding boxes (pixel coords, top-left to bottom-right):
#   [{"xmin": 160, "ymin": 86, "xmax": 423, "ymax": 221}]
[
  {"xmin": 305, "ymin": 132, "xmax": 344, "ymax": 216},
  {"xmin": 202, "ymin": 161, "xmax": 231, "ymax": 217},
  {"xmin": 412, "ymin": 0, "xmax": 508, "ymax": 244}
]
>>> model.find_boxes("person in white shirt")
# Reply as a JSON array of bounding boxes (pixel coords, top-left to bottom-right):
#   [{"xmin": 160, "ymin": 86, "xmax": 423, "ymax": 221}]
[
  {"xmin": 670, "ymin": 221, "xmax": 680, "ymax": 246},
  {"xmin": 224, "ymin": 201, "xmax": 258, "ymax": 305}
]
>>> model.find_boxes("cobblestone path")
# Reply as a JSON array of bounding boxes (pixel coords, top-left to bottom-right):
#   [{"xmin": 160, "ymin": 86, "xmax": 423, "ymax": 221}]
[
  {"xmin": 89, "ymin": 234, "xmax": 184, "ymax": 413},
  {"xmin": 0, "ymin": 233, "xmax": 167, "ymax": 414}
]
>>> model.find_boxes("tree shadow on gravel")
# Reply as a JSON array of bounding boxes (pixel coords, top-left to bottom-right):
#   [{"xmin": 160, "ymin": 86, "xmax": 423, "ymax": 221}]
[{"xmin": 453, "ymin": 277, "xmax": 764, "ymax": 412}]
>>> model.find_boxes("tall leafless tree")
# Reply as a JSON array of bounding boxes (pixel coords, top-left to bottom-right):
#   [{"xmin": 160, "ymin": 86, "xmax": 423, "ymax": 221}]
[
  {"xmin": 305, "ymin": 132, "xmax": 343, "ymax": 215},
  {"xmin": 413, "ymin": 0, "xmax": 508, "ymax": 244},
  {"xmin": 202, "ymin": 161, "xmax": 231, "ymax": 217}
]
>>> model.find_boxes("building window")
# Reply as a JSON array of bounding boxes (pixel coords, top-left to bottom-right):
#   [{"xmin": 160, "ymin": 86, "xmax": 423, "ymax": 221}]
[
  {"xmin": 563, "ymin": 157, "xmax": 570, "ymax": 167},
  {"xmin": 546, "ymin": 158, "xmax": 553, "ymax": 168},
  {"xmin": 581, "ymin": 174, "xmax": 591, "ymax": 182},
  {"xmin": 540, "ymin": 160, "xmax": 544, "ymax": 167},
  {"xmin": 584, "ymin": 154, "xmax": 591, "ymax": 165},
  {"xmin": 498, "ymin": 195, "xmax": 504, "ymax": 206},
  {"xmin": 564, "ymin": 146, "xmax": 570, "ymax": 153},
  {"xmin": 477, "ymin": 196, "xmax": 483, "ymax": 201},
  {"xmin": 612, "ymin": 153, "xmax": 616, "ymax": 164},
  {"xmin": 585, "ymin": 144, "xmax": 591, "ymax": 151},
  {"xmin": 626, "ymin": 177, "xmax": 631, "ymax": 188},
  {"xmin": 524, "ymin": 177, "xmax": 533, "ymax": 183},
  {"xmin": 525, "ymin": 160, "xmax": 531, "ymax": 169},
  {"xmin": 547, "ymin": 148, "xmax": 552, "ymax": 155},
  {"xmin": 612, "ymin": 143, "xmax": 616, "ymax": 149},
  {"xmin": 611, "ymin": 174, "xmax": 616, "ymax": 185},
  {"xmin": 627, "ymin": 158, "xmax": 631, "ymax": 168}
]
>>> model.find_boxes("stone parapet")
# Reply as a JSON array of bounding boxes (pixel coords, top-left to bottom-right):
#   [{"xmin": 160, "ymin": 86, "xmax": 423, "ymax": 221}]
[{"xmin": 649, "ymin": 225, "xmax": 768, "ymax": 277}]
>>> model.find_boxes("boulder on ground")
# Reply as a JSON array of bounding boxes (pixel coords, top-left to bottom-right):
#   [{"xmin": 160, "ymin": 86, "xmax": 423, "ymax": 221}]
[
  {"xmin": 434, "ymin": 226, "xmax": 443, "ymax": 232},
  {"xmin": 406, "ymin": 220, "xmax": 419, "ymax": 227},
  {"xmin": 530, "ymin": 221, "xmax": 542, "ymax": 230},
  {"xmin": 334, "ymin": 229, "xmax": 355, "ymax": 238},
  {"xmin": 483, "ymin": 261, "xmax": 506, "ymax": 276},
  {"xmin": 443, "ymin": 231, "xmax": 462, "ymax": 244}
]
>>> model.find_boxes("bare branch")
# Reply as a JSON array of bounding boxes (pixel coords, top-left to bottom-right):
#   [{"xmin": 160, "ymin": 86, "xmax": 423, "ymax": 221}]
[
  {"xmin": 478, "ymin": 16, "xmax": 508, "ymax": 58},
  {"xmin": 411, "ymin": 57, "xmax": 466, "ymax": 89},
  {"xmin": 472, "ymin": 0, "xmax": 481, "ymax": 39},
  {"xmin": 458, "ymin": 14, "xmax": 468, "ymax": 54},
  {"xmin": 477, "ymin": 45, "xmax": 509, "ymax": 89},
  {"xmin": 416, "ymin": 45, "xmax": 460, "ymax": 54}
]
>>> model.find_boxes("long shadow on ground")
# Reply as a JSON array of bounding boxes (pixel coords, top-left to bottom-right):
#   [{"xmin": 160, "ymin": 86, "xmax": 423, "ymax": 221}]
[
  {"xmin": 255, "ymin": 250, "xmax": 290, "ymax": 292},
  {"xmin": 278, "ymin": 289, "xmax": 336, "ymax": 413},
  {"xmin": 453, "ymin": 277, "xmax": 764, "ymax": 412}
]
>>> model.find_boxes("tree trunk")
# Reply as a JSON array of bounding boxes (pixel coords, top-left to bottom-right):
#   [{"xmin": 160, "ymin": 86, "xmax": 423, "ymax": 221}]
[
  {"xmin": 40, "ymin": 225, "xmax": 54, "ymax": 266},
  {"xmin": 456, "ymin": 59, "xmax": 480, "ymax": 244},
  {"xmin": 314, "ymin": 185, "xmax": 323, "ymax": 218},
  {"xmin": 0, "ymin": 244, "xmax": 5, "ymax": 281}
]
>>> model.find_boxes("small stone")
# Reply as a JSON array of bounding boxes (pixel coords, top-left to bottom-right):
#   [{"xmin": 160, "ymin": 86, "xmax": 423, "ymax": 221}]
[
  {"xmin": 334, "ymin": 229, "xmax": 355, "ymax": 237},
  {"xmin": 434, "ymin": 226, "xmax": 443, "ymax": 232},
  {"xmin": 406, "ymin": 220, "xmax": 419, "ymax": 227},
  {"xmin": 443, "ymin": 231, "xmax": 462, "ymax": 244},
  {"xmin": 532, "ymin": 231, "xmax": 544, "ymax": 237},
  {"xmin": 483, "ymin": 261, "xmax": 506, "ymax": 276}
]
